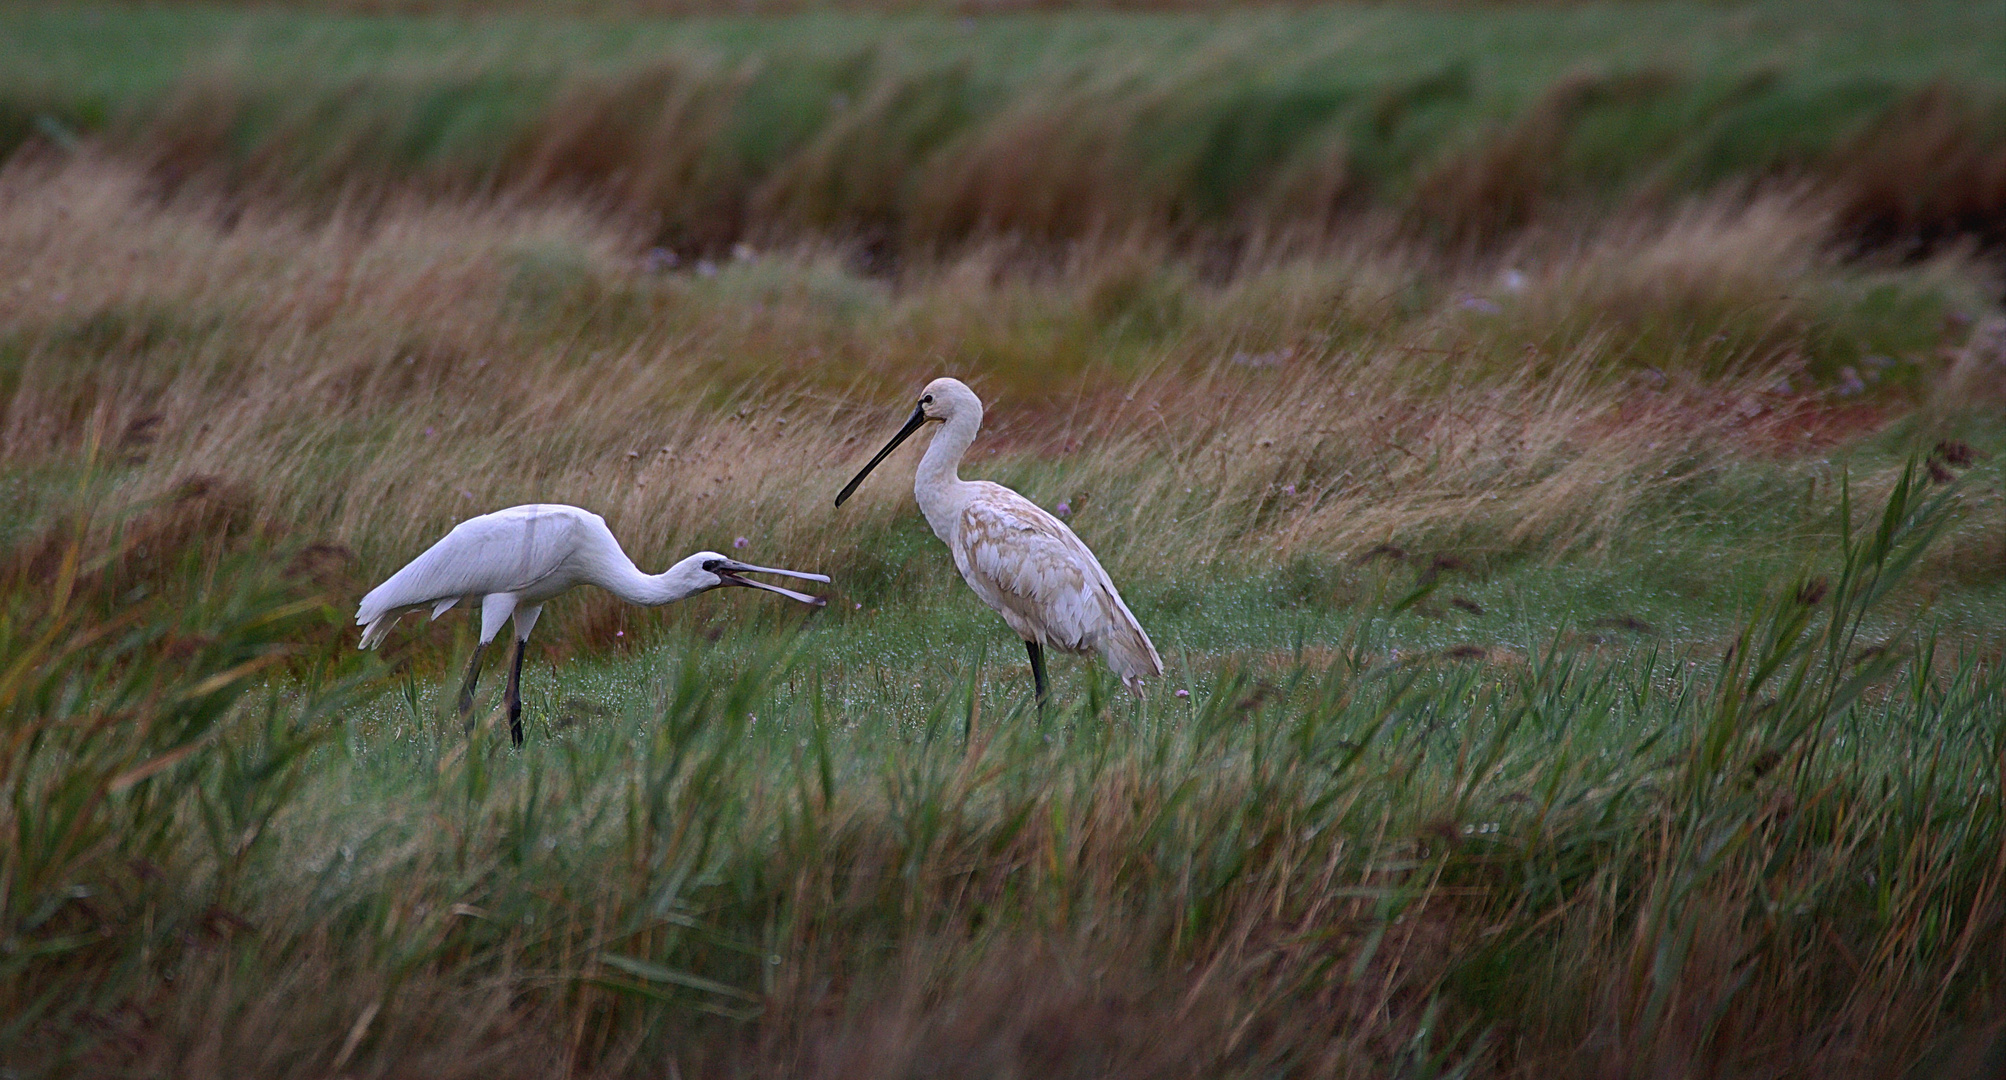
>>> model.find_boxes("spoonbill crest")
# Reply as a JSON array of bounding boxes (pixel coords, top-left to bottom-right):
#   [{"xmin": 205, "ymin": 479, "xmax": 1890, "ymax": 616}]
[
  {"xmin": 835, "ymin": 378, "xmax": 1161, "ymax": 702},
  {"xmin": 356, "ymin": 504, "xmax": 828, "ymax": 745}
]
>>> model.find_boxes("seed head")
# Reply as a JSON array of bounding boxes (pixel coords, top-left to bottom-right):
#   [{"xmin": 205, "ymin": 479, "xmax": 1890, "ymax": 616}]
[{"xmin": 1794, "ymin": 577, "xmax": 1829, "ymax": 606}]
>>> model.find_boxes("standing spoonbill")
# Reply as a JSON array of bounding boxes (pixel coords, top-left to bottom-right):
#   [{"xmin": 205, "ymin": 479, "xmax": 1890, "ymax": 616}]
[
  {"xmin": 356, "ymin": 503, "xmax": 828, "ymax": 745},
  {"xmin": 834, "ymin": 378, "xmax": 1161, "ymax": 703}
]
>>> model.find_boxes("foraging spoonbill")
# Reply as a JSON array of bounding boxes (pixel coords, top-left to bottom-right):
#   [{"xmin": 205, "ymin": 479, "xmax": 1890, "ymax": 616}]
[
  {"xmin": 835, "ymin": 378, "xmax": 1161, "ymax": 702},
  {"xmin": 356, "ymin": 504, "xmax": 828, "ymax": 745}
]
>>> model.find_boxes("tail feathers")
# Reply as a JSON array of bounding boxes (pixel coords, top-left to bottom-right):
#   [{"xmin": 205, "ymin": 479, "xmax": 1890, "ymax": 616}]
[
  {"xmin": 354, "ymin": 597, "xmax": 457, "ymax": 650},
  {"xmin": 1095, "ymin": 621, "xmax": 1164, "ymax": 695},
  {"xmin": 357, "ymin": 612, "xmax": 398, "ymax": 650}
]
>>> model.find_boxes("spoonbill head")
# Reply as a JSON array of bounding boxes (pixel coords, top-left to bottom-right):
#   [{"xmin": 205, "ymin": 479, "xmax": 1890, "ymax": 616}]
[
  {"xmin": 682, "ymin": 552, "xmax": 831, "ymax": 605},
  {"xmin": 834, "ymin": 377, "xmax": 978, "ymax": 507}
]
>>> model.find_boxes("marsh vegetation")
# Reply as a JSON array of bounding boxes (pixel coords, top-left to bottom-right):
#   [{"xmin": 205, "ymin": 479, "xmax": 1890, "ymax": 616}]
[{"xmin": 5, "ymin": 1, "xmax": 2006, "ymax": 1075}]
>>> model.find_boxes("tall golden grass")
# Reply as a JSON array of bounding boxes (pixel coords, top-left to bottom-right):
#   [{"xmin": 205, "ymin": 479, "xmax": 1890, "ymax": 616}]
[{"xmin": 1, "ymin": 158, "xmax": 1991, "ymax": 644}]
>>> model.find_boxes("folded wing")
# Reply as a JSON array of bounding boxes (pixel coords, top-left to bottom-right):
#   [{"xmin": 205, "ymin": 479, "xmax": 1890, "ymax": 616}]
[
  {"xmin": 953, "ymin": 485, "xmax": 1162, "ymax": 687},
  {"xmin": 355, "ymin": 505, "xmax": 588, "ymax": 648}
]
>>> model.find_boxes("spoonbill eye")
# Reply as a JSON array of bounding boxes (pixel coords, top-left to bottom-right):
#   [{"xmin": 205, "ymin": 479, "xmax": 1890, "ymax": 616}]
[{"xmin": 702, "ymin": 559, "xmax": 724, "ymax": 572}]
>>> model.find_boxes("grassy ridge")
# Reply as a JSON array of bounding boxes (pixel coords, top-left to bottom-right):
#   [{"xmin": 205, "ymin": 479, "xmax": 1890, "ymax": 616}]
[{"xmin": 7, "ymin": 1, "xmax": 2006, "ymax": 251}]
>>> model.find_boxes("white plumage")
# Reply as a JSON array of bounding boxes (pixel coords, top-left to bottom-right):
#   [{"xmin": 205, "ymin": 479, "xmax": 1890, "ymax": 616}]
[
  {"xmin": 836, "ymin": 378, "xmax": 1161, "ymax": 698},
  {"xmin": 356, "ymin": 503, "xmax": 828, "ymax": 744}
]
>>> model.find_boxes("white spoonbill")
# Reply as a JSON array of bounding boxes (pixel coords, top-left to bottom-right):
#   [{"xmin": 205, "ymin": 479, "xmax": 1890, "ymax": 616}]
[
  {"xmin": 356, "ymin": 504, "xmax": 828, "ymax": 745},
  {"xmin": 834, "ymin": 378, "xmax": 1161, "ymax": 702}
]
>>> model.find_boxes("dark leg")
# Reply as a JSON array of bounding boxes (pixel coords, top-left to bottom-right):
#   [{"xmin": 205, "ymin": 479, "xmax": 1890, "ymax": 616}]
[
  {"xmin": 506, "ymin": 638, "xmax": 528, "ymax": 748},
  {"xmin": 1026, "ymin": 640, "xmax": 1050, "ymax": 711},
  {"xmin": 456, "ymin": 642, "xmax": 489, "ymax": 727}
]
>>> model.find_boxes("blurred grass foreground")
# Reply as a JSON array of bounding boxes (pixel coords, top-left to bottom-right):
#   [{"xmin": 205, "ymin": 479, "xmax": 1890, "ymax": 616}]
[{"xmin": 5, "ymin": 0, "xmax": 2006, "ymax": 1076}]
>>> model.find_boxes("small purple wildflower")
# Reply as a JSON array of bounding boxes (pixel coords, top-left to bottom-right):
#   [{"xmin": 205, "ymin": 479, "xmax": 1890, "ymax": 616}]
[
  {"xmin": 615, "ymin": 630, "xmax": 624, "ymax": 637},
  {"xmin": 1282, "ymin": 484, "xmax": 1296, "ymax": 496},
  {"xmin": 733, "ymin": 536, "xmax": 749, "ymax": 549},
  {"xmin": 1055, "ymin": 501, "xmax": 1071, "ymax": 516},
  {"xmin": 1175, "ymin": 689, "xmax": 1190, "ymax": 699},
  {"xmin": 423, "ymin": 426, "xmax": 436, "ymax": 437}
]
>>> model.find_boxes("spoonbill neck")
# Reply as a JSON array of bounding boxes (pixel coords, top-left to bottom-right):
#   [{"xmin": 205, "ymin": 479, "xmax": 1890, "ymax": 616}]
[
  {"xmin": 914, "ymin": 409, "xmax": 980, "ymax": 538},
  {"xmin": 598, "ymin": 552, "xmax": 708, "ymax": 606},
  {"xmin": 915, "ymin": 408, "xmax": 980, "ymax": 497}
]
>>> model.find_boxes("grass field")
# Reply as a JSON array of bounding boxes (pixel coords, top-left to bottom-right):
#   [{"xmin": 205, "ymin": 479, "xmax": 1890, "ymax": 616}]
[{"xmin": 7, "ymin": 1, "xmax": 2006, "ymax": 1076}]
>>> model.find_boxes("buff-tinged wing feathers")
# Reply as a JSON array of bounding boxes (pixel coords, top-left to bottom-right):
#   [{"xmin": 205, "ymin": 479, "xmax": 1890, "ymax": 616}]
[{"xmin": 952, "ymin": 485, "xmax": 1162, "ymax": 688}]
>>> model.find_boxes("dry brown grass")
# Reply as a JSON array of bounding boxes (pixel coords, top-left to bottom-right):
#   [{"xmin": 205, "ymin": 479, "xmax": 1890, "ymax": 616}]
[
  {"xmin": 1407, "ymin": 70, "xmax": 1675, "ymax": 248},
  {"xmin": 1, "ymin": 159, "xmax": 1987, "ymax": 645},
  {"xmin": 1834, "ymin": 83, "xmax": 2006, "ymax": 255}
]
